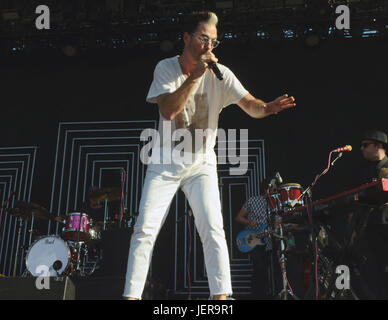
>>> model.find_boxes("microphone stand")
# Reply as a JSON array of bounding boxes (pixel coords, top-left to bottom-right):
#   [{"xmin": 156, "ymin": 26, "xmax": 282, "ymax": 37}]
[
  {"xmin": 13, "ymin": 217, "xmax": 24, "ymax": 276},
  {"xmin": 289, "ymin": 152, "xmax": 343, "ymax": 209},
  {"xmin": 264, "ymin": 188, "xmax": 276, "ymax": 297},
  {"xmin": 276, "ymin": 219, "xmax": 292, "ymax": 300},
  {"xmin": 291, "ymin": 150, "xmax": 344, "ymax": 300},
  {"xmin": 75, "ymin": 216, "xmax": 83, "ymax": 276},
  {"xmin": 264, "ymin": 181, "xmax": 298, "ymax": 300},
  {"xmin": 272, "ymin": 210, "xmax": 299, "ymax": 300}
]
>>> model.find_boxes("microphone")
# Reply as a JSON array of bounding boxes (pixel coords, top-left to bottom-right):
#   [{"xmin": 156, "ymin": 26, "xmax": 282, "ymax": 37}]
[
  {"xmin": 269, "ymin": 172, "xmax": 283, "ymax": 188},
  {"xmin": 275, "ymin": 172, "xmax": 283, "ymax": 185},
  {"xmin": 209, "ymin": 62, "xmax": 223, "ymax": 80},
  {"xmin": 332, "ymin": 145, "xmax": 352, "ymax": 153}
]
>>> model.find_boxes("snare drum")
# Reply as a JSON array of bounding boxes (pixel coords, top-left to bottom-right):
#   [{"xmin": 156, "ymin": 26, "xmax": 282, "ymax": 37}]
[
  {"xmin": 25, "ymin": 235, "xmax": 75, "ymax": 277},
  {"xmin": 278, "ymin": 183, "xmax": 304, "ymax": 208},
  {"xmin": 62, "ymin": 212, "xmax": 91, "ymax": 241}
]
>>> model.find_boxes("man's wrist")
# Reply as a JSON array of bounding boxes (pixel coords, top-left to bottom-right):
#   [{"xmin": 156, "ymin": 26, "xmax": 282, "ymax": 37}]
[{"xmin": 257, "ymin": 102, "xmax": 269, "ymax": 117}]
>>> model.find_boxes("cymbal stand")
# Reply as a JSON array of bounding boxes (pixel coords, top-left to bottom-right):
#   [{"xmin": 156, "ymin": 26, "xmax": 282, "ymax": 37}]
[
  {"xmin": 17, "ymin": 212, "xmax": 35, "ymax": 278},
  {"xmin": 74, "ymin": 214, "xmax": 85, "ymax": 276},
  {"xmin": 275, "ymin": 218, "xmax": 299, "ymax": 300},
  {"xmin": 28, "ymin": 213, "xmax": 35, "ymax": 247},
  {"xmin": 103, "ymin": 199, "xmax": 108, "ymax": 231},
  {"xmin": 12, "ymin": 216, "xmax": 24, "ymax": 276},
  {"xmin": 264, "ymin": 188, "xmax": 278, "ymax": 297},
  {"xmin": 277, "ymin": 221, "xmax": 288, "ymax": 299}
]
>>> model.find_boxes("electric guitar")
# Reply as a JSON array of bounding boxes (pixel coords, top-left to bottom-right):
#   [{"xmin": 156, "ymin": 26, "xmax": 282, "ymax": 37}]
[{"xmin": 236, "ymin": 224, "xmax": 268, "ymax": 253}]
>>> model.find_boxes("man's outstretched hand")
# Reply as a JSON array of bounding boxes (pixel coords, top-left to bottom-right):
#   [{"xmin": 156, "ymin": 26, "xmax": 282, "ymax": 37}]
[{"xmin": 265, "ymin": 94, "xmax": 296, "ymax": 115}]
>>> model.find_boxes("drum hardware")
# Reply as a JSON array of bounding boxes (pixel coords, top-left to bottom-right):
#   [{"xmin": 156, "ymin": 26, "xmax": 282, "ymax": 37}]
[
  {"xmin": 71, "ymin": 213, "xmax": 92, "ymax": 276},
  {"xmin": 72, "ymin": 241, "xmax": 88, "ymax": 276},
  {"xmin": 13, "ymin": 217, "xmax": 25, "ymax": 276},
  {"xmin": 66, "ymin": 240, "xmax": 101, "ymax": 277},
  {"xmin": 275, "ymin": 216, "xmax": 300, "ymax": 300},
  {"xmin": 268, "ymin": 193, "xmax": 282, "ymax": 213},
  {"xmin": 104, "ymin": 199, "xmax": 108, "ymax": 231}
]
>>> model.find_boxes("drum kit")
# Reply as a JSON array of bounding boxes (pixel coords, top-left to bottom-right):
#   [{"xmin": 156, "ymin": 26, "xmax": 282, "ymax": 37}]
[{"xmin": 9, "ymin": 187, "xmax": 128, "ymax": 278}]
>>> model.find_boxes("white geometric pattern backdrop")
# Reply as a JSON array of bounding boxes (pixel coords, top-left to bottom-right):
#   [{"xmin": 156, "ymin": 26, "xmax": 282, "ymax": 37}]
[{"xmin": 0, "ymin": 146, "xmax": 37, "ymax": 276}]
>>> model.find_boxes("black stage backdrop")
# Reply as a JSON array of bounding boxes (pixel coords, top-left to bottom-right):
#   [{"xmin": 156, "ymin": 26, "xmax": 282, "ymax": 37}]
[{"xmin": 1, "ymin": 38, "xmax": 387, "ymax": 295}]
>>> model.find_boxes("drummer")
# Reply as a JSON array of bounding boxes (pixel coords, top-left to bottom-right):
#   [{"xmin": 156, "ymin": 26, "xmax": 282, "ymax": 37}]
[{"xmin": 85, "ymin": 186, "xmax": 123, "ymax": 229}]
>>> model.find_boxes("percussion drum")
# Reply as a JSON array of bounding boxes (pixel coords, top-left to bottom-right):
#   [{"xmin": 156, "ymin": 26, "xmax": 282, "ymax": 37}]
[
  {"xmin": 62, "ymin": 212, "xmax": 91, "ymax": 241},
  {"xmin": 278, "ymin": 183, "xmax": 304, "ymax": 208},
  {"xmin": 25, "ymin": 235, "xmax": 75, "ymax": 277}
]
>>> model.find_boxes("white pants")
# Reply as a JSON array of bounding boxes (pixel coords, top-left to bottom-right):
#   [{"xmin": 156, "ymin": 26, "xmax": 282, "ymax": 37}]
[{"xmin": 122, "ymin": 162, "xmax": 232, "ymax": 298}]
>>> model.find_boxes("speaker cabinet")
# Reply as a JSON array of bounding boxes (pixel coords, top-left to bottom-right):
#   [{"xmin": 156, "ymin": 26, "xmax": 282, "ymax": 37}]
[{"xmin": 0, "ymin": 277, "xmax": 75, "ymax": 300}]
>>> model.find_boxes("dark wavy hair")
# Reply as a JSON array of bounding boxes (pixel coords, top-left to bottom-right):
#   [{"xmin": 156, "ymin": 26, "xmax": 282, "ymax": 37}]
[{"xmin": 259, "ymin": 179, "xmax": 270, "ymax": 196}]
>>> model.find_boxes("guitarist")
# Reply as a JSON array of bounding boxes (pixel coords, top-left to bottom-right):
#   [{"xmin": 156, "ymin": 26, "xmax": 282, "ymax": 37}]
[{"xmin": 235, "ymin": 179, "xmax": 282, "ymax": 299}]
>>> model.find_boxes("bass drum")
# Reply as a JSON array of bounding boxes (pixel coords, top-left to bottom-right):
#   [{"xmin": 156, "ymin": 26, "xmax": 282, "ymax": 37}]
[{"xmin": 25, "ymin": 235, "xmax": 74, "ymax": 277}]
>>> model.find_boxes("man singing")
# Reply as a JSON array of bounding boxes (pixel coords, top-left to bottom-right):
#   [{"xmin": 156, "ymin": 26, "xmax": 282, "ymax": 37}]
[{"xmin": 123, "ymin": 11, "xmax": 296, "ymax": 300}]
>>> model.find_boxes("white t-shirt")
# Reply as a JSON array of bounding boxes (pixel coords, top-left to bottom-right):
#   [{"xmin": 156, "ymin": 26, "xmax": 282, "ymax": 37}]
[{"xmin": 146, "ymin": 55, "xmax": 248, "ymax": 175}]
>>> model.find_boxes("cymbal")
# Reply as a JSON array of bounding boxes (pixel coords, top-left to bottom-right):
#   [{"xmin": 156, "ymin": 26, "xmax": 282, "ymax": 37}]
[
  {"xmin": 54, "ymin": 215, "xmax": 67, "ymax": 224},
  {"xmin": 9, "ymin": 201, "xmax": 50, "ymax": 221},
  {"xmin": 88, "ymin": 187, "xmax": 122, "ymax": 202}
]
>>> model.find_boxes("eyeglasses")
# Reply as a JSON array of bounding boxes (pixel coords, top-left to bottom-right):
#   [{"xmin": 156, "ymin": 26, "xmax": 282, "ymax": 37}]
[
  {"xmin": 360, "ymin": 142, "xmax": 375, "ymax": 149},
  {"xmin": 191, "ymin": 33, "xmax": 220, "ymax": 49}
]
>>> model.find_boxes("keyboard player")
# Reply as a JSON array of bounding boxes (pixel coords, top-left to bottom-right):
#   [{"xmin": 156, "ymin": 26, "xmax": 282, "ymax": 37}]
[{"xmin": 354, "ymin": 129, "xmax": 388, "ymax": 298}]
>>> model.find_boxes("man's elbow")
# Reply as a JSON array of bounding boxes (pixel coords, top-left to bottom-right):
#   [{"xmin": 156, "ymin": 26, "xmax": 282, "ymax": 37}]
[
  {"xmin": 158, "ymin": 101, "xmax": 178, "ymax": 121},
  {"xmin": 158, "ymin": 102, "xmax": 175, "ymax": 120},
  {"xmin": 160, "ymin": 109, "xmax": 176, "ymax": 121}
]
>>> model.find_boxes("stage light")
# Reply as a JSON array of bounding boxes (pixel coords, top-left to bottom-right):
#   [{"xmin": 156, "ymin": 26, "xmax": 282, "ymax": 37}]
[{"xmin": 283, "ymin": 29, "xmax": 296, "ymax": 39}]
